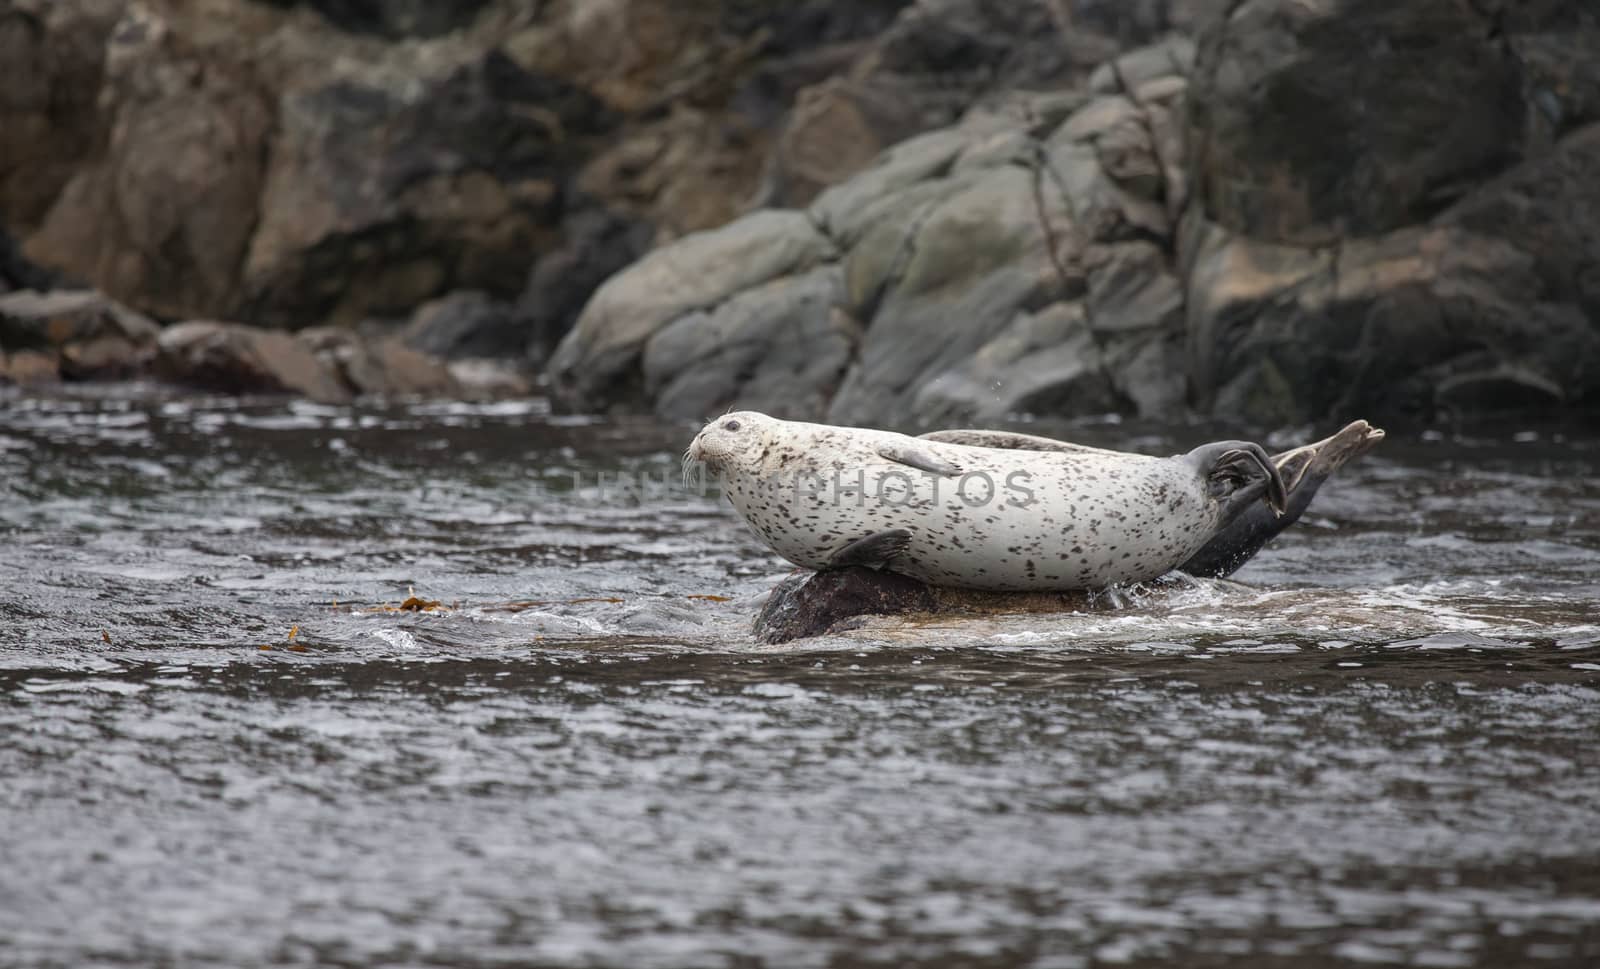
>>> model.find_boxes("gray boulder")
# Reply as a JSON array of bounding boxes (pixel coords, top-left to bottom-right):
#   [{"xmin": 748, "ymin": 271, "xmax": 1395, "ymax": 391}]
[{"xmin": 549, "ymin": 209, "xmax": 837, "ymax": 409}]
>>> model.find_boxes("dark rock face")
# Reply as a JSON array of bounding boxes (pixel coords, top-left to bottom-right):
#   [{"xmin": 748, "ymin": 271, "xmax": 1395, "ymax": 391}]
[
  {"xmin": 1188, "ymin": 0, "xmax": 1527, "ymax": 245},
  {"xmin": 401, "ymin": 291, "xmax": 522, "ymax": 361},
  {"xmin": 254, "ymin": 0, "xmax": 494, "ymax": 38},
  {"xmin": 0, "ymin": 225, "xmax": 58, "ymax": 294},
  {"xmin": 1185, "ymin": 0, "xmax": 1600, "ymax": 424},
  {"xmin": 240, "ymin": 49, "xmax": 612, "ymax": 330},
  {"xmin": 519, "ymin": 203, "xmax": 655, "ymax": 362}
]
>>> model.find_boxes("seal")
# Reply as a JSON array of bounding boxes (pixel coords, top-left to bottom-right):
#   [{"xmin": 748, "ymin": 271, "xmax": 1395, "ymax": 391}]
[
  {"xmin": 922, "ymin": 420, "xmax": 1385, "ymax": 578},
  {"xmin": 687, "ymin": 411, "xmax": 1286, "ymax": 593}
]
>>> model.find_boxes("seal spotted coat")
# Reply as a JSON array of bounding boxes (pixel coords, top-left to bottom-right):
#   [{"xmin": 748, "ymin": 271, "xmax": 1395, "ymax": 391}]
[{"xmin": 688, "ymin": 411, "xmax": 1285, "ymax": 593}]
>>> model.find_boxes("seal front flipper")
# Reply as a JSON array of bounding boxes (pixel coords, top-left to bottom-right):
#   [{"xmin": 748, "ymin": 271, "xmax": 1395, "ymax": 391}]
[
  {"xmin": 827, "ymin": 528, "xmax": 913, "ymax": 569},
  {"xmin": 918, "ymin": 429, "xmax": 1110, "ymax": 455},
  {"xmin": 876, "ymin": 443, "xmax": 961, "ymax": 477}
]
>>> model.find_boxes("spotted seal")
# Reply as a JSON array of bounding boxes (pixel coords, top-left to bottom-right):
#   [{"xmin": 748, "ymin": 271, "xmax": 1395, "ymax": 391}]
[
  {"xmin": 919, "ymin": 419, "xmax": 1385, "ymax": 578},
  {"xmin": 688, "ymin": 411, "xmax": 1285, "ymax": 592}
]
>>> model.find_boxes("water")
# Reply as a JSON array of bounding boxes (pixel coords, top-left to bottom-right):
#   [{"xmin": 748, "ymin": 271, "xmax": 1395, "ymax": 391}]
[{"xmin": 2, "ymin": 388, "xmax": 1598, "ymax": 968}]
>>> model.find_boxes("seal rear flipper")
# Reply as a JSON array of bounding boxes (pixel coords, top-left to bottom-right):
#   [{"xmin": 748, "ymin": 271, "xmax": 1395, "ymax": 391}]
[
  {"xmin": 1180, "ymin": 421, "xmax": 1385, "ymax": 578},
  {"xmin": 917, "ymin": 429, "xmax": 1111, "ymax": 455},
  {"xmin": 876, "ymin": 443, "xmax": 961, "ymax": 477},
  {"xmin": 1186, "ymin": 441, "xmax": 1287, "ymax": 518},
  {"xmin": 827, "ymin": 528, "xmax": 913, "ymax": 570}
]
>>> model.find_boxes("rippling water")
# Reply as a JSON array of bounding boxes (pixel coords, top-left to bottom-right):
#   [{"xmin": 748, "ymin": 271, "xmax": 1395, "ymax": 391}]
[{"xmin": 3, "ymin": 387, "xmax": 1598, "ymax": 967}]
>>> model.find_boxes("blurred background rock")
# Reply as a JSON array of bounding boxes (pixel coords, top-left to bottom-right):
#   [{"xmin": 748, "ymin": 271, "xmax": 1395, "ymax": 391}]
[{"xmin": 2, "ymin": 0, "xmax": 1596, "ymax": 424}]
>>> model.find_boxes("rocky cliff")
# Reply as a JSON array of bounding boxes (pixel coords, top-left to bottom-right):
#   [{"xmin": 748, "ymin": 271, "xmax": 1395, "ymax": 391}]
[
  {"xmin": 550, "ymin": 0, "xmax": 1600, "ymax": 425},
  {"xmin": 4, "ymin": 0, "xmax": 1596, "ymax": 423}
]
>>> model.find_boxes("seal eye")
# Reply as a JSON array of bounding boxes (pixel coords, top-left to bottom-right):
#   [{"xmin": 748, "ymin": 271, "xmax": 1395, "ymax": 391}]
[{"xmin": 723, "ymin": 420, "xmax": 741, "ymax": 432}]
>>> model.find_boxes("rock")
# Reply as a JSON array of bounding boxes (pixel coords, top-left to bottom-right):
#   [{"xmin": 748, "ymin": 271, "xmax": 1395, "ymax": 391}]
[
  {"xmin": 401, "ymin": 290, "xmax": 522, "ymax": 360},
  {"xmin": 0, "ymin": 288, "xmax": 159, "ymax": 351},
  {"xmin": 254, "ymin": 0, "xmax": 494, "ymax": 38},
  {"xmin": 519, "ymin": 202, "xmax": 654, "ymax": 362},
  {"xmin": 1188, "ymin": 123, "xmax": 1600, "ymax": 423},
  {"xmin": 0, "ymin": 288, "xmax": 156, "ymax": 380},
  {"xmin": 548, "ymin": 40, "xmax": 1198, "ymax": 426},
  {"xmin": 754, "ymin": 566, "xmax": 935, "ymax": 644},
  {"xmin": 155, "ymin": 321, "xmax": 353, "ymax": 403},
  {"xmin": 23, "ymin": 2, "xmax": 275, "ymax": 322},
  {"xmin": 0, "ymin": 224, "xmax": 60, "ymax": 294},
  {"xmin": 549, "ymin": 208, "xmax": 836, "ymax": 409},
  {"xmin": 641, "ymin": 264, "xmax": 854, "ymax": 420},
  {"xmin": 59, "ymin": 335, "xmax": 147, "ymax": 380},
  {"xmin": 0, "ymin": 0, "xmax": 120, "ymax": 233},
  {"xmin": 1088, "ymin": 35, "xmax": 1195, "ymax": 95},
  {"xmin": 299, "ymin": 326, "xmax": 460, "ymax": 397},
  {"xmin": 0, "ymin": 348, "xmax": 59, "ymax": 385},
  {"xmin": 909, "ymin": 302, "xmax": 1116, "ymax": 422},
  {"xmin": 1186, "ymin": 0, "xmax": 1528, "ymax": 246},
  {"xmin": 826, "ymin": 163, "xmax": 1073, "ymax": 424},
  {"xmin": 447, "ymin": 358, "xmax": 535, "ymax": 399},
  {"xmin": 759, "ymin": 0, "xmax": 1123, "ymax": 210},
  {"xmin": 9, "ymin": 1, "xmax": 615, "ymax": 331},
  {"xmin": 241, "ymin": 46, "xmax": 612, "ymax": 329}
]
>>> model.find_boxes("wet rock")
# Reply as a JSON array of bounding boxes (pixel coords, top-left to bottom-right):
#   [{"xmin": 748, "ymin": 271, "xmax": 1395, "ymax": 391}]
[
  {"xmin": 155, "ymin": 321, "xmax": 353, "ymax": 403},
  {"xmin": 59, "ymin": 335, "xmax": 147, "ymax": 380},
  {"xmin": 401, "ymin": 291, "xmax": 522, "ymax": 361},
  {"xmin": 447, "ymin": 358, "xmax": 535, "ymax": 399},
  {"xmin": 754, "ymin": 567, "xmax": 935, "ymax": 644},
  {"xmin": 0, "ymin": 287, "xmax": 158, "ymax": 381},
  {"xmin": 756, "ymin": 565, "xmax": 1108, "ymax": 643}
]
